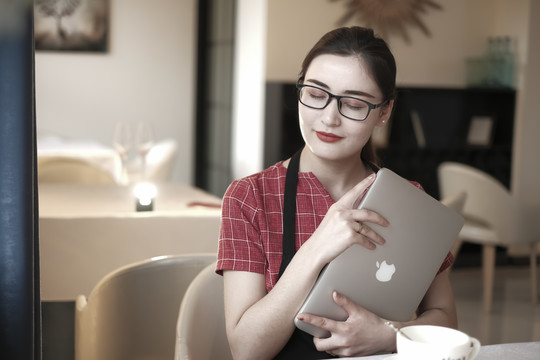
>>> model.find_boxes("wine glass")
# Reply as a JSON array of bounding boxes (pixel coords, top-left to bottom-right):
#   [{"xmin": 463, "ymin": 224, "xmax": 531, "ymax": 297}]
[
  {"xmin": 113, "ymin": 120, "xmax": 132, "ymax": 184},
  {"xmin": 135, "ymin": 121, "xmax": 154, "ymax": 180}
]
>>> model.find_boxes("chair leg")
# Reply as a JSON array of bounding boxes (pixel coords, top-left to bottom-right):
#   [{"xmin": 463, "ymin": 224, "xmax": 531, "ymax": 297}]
[
  {"xmin": 482, "ymin": 245, "xmax": 496, "ymax": 313},
  {"xmin": 532, "ymin": 243, "xmax": 538, "ymax": 304}
]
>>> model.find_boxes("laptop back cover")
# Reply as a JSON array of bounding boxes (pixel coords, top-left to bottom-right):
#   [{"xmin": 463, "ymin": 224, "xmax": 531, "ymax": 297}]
[{"xmin": 294, "ymin": 168, "xmax": 464, "ymax": 338}]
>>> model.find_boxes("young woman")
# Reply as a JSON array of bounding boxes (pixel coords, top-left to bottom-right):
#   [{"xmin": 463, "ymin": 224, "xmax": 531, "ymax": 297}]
[{"xmin": 216, "ymin": 26, "xmax": 457, "ymax": 359}]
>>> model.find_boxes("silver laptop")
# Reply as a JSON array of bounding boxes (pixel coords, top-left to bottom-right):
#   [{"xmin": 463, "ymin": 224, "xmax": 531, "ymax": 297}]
[{"xmin": 294, "ymin": 168, "xmax": 464, "ymax": 338}]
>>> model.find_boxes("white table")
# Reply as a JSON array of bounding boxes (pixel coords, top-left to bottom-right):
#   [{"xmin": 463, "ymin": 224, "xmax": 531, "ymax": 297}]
[
  {"xmin": 38, "ymin": 137, "xmax": 123, "ymax": 183},
  {"xmin": 39, "ymin": 183, "xmax": 222, "ymax": 300},
  {"xmin": 336, "ymin": 341, "xmax": 540, "ymax": 359}
]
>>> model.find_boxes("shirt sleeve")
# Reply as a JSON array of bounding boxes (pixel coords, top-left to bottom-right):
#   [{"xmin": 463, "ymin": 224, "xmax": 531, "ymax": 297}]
[
  {"xmin": 216, "ymin": 178, "xmax": 267, "ymax": 276},
  {"xmin": 437, "ymin": 251, "xmax": 455, "ymax": 274}
]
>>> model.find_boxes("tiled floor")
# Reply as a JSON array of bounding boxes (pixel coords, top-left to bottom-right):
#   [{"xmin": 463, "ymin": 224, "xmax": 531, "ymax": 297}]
[{"xmin": 450, "ymin": 264, "xmax": 540, "ymax": 346}]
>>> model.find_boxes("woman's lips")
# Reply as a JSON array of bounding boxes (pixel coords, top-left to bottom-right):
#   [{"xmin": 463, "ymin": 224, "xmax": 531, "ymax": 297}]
[{"xmin": 316, "ymin": 131, "xmax": 343, "ymax": 143}]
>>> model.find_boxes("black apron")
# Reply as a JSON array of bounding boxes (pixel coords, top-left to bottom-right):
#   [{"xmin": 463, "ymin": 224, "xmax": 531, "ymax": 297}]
[{"xmin": 274, "ymin": 148, "xmax": 336, "ymax": 359}]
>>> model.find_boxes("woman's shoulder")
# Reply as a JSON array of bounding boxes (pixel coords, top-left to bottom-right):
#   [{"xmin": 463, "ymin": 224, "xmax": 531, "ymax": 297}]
[{"xmin": 225, "ymin": 161, "xmax": 287, "ymax": 199}]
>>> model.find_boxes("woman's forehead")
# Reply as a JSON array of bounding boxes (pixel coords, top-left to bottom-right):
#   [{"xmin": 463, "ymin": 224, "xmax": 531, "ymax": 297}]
[{"xmin": 304, "ymin": 54, "xmax": 380, "ymax": 97}]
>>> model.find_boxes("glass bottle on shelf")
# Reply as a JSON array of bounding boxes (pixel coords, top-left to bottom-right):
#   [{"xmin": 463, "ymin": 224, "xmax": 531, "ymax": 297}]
[{"xmin": 501, "ymin": 36, "xmax": 515, "ymax": 88}]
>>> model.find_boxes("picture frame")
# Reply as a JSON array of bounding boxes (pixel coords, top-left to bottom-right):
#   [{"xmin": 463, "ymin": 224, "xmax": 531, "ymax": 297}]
[
  {"xmin": 34, "ymin": 0, "xmax": 109, "ymax": 52},
  {"xmin": 467, "ymin": 116, "xmax": 495, "ymax": 147}
]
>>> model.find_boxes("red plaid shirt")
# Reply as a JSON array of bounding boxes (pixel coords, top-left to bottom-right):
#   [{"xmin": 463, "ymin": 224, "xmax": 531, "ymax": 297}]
[{"xmin": 216, "ymin": 161, "xmax": 454, "ymax": 292}]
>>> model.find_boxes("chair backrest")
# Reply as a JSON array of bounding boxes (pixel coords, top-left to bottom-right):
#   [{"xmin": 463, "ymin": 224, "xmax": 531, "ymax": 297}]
[
  {"xmin": 38, "ymin": 157, "xmax": 115, "ymax": 184},
  {"xmin": 75, "ymin": 254, "xmax": 216, "ymax": 360},
  {"xmin": 146, "ymin": 139, "xmax": 178, "ymax": 181},
  {"xmin": 175, "ymin": 262, "xmax": 233, "ymax": 360},
  {"xmin": 440, "ymin": 191, "xmax": 467, "ymax": 214},
  {"xmin": 438, "ymin": 162, "xmax": 514, "ymax": 243}
]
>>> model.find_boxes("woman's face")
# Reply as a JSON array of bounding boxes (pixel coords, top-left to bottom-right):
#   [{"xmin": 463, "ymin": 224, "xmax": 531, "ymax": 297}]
[{"xmin": 299, "ymin": 54, "xmax": 392, "ymax": 163}]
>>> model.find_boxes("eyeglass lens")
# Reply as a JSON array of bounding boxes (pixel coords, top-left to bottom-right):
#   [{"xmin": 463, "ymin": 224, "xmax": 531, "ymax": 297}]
[{"xmin": 298, "ymin": 86, "xmax": 371, "ymax": 121}]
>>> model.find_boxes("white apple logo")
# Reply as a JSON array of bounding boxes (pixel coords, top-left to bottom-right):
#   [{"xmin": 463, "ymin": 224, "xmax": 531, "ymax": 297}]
[{"xmin": 376, "ymin": 260, "xmax": 396, "ymax": 282}]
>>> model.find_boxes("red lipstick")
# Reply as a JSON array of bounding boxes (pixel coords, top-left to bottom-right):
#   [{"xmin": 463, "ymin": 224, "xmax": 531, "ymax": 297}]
[{"xmin": 316, "ymin": 131, "xmax": 342, "ymax": 143}]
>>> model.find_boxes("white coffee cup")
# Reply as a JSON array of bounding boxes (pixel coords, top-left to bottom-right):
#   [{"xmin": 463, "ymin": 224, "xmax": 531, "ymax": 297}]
[{"xmin": 396, "ymin": 325, "xmax": 481, "ymax": 360}]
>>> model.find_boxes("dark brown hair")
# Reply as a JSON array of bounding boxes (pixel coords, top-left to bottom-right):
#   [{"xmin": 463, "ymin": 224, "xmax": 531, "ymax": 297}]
[{"xmin": 298, "ymin": 27, "xmax": 396, "ymax": 166}]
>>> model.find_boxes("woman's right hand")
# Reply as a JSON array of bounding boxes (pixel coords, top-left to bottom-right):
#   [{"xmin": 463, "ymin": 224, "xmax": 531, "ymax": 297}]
[{"xmin": 305, "ymin": 173, "xmax": 389, "ymax": 265}]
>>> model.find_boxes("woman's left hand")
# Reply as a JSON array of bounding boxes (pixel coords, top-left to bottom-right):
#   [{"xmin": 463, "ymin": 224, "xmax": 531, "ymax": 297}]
[{"xmin": 297, "ymin": 291, "xmax": 395, "ymax": 357}]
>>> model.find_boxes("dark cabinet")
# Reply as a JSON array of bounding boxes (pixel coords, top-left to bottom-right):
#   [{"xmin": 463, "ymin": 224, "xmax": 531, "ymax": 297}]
[{"xmin": 378, "ymin": 87, "xmax": 515, "ymax": 198}]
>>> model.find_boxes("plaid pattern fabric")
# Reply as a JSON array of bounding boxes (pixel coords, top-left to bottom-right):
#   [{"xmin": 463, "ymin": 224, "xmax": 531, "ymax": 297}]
[{"xmin": 216, "ymin": 161, "xmax": 454, "ymax": 292}]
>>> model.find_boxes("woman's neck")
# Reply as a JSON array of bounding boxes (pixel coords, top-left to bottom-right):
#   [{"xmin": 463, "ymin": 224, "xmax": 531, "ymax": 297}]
[{"xmin": 299, "ymin": 148, "xmax": 369, "ymax": 201}]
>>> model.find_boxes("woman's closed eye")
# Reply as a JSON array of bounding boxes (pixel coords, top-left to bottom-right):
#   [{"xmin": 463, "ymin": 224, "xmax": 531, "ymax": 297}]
[
  {"xmin": 307, "ymin": 88, "xmax": 327, "ymax": 100},
  {"xmin": 342, "ymin": 98, "xmax": 369, "ymax": 111}
]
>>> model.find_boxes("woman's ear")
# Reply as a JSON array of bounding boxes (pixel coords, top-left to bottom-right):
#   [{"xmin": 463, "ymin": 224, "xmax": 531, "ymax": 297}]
[{"xmin": 376, "ymin": 99, "xmax": 394, "ymax": 127}]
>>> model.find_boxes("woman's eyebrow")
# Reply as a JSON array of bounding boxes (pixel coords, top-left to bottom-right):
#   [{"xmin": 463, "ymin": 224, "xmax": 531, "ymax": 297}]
[
  {"xmin": 343, "ymin": 89, "xmax": 376, "ymax": 99},
  {"xmin": 305, "ymin": 78, "xmax": 330, "ymax": 89},
  {"xmin": 304, "ymin": 78, "xmax": 376, "ymax": 99}
]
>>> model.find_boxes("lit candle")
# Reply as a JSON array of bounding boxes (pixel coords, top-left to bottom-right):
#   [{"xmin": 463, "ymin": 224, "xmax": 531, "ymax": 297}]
[{"xmin": 133, "ymin": 182, "xmax": 157, "ymax": 211}]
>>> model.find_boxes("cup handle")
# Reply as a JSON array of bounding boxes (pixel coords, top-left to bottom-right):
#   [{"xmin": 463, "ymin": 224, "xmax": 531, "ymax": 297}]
[{"xmin": 467, "ymin": 337, "xmax": 481, "ymax": 360}]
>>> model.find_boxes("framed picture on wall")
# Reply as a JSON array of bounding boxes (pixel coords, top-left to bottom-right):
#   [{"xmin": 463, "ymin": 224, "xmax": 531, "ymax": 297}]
[
  {"xmin": 467, "ymin": 116, "xmax": 495, "ymax": 147},
  {"xmin": 34, "ymin": 0, "xmax": 109, "ymax": 52}
]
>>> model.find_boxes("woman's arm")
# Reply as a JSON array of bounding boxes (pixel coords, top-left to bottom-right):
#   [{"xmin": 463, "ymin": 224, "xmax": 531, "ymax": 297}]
[
  {"xmin": 223, "ymin": 175, "xmax": 389, "ymax": 359},
  {"xmin": 302, "ymin": 269, "xmax": 457, "ymax": 357},
  {"xmin": 223, "ymin": 241, "xmax": 327, "ymax": 360}
]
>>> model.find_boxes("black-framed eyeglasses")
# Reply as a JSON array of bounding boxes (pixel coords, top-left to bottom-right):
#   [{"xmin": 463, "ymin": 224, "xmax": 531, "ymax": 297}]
[{"xmin": 296, "ymin": 84, "xmax": 387, "ymax": 121}]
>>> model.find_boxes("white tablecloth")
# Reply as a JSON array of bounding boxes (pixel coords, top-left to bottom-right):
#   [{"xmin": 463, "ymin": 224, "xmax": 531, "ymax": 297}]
[
  {"xmin": 336, "ymin": 341, "xmax": 540, "ymax": 359},
  {"xmin": 39, "ymin": 183, "xmax": 222, "ymax": 300}
]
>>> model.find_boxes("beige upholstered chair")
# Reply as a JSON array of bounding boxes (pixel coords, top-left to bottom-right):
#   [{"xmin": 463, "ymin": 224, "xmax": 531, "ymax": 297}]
[
  {"xmin": 175, "ymin": 262, "xmax": 232, "ymax": 360},
  {"xmin": 38, "ymin": 157, "xmax": 115, "ymax": 184},
  {"xmin": 75, "ymin": 254, "xmax": 216, "ymax": 360},
  {"xmin": 128, "ymin": 139, "xmax": 178, "ymax": 182},
  {"xmin": 438, "ymin": 161, "xmax": 540, "ymax": 312},
  {"xmin": 146, "ymin": 139, "xmax": 178, "ymax": 181}
]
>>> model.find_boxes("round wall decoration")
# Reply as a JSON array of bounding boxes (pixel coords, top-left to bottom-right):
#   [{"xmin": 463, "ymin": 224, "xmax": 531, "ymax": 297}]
[{"xmin": 329, "ymin": 0, "xmax": 443, "ymax": 43}]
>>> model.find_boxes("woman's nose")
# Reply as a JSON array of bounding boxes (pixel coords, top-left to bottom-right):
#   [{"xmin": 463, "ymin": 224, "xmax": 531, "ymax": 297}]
[{"xmin": 321, "ymin": 98, "xmax": 341, "ymax": 126}]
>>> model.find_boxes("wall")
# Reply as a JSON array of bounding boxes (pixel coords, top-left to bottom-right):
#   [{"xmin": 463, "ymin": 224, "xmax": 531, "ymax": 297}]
[
  {"xmin": 266, "ymin": 0, "xmax": 529, "ymax": 87},
  {"xmin": 35, "ymin": 0, "xmax": 197, "ymax": 183},
  {"xmin": 231, "ymin": 0, "xmax": 267, "ymax": 180},
  {"xmin": 513, "ymin": 1, "xmax": 540, "ymax": 203}
]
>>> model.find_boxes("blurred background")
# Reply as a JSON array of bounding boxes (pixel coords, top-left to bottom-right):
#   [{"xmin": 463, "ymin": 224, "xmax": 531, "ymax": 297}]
[{"xmin": 34, "ymin": 0, "xmax": 539, "ymax": 201}]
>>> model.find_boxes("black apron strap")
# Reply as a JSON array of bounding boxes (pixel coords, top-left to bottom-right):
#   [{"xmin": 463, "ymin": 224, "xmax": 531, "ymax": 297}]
[
  {"xmin": 367, "ymin": 161, "xmax": 380, "ymax": 174},
  {"xmin": 274, "ymin": 147, "xmax": 336, "ymax": 359},
  {"xmin": 278, "ymin": 148, "xmax": 302, "ymax": 279}
]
